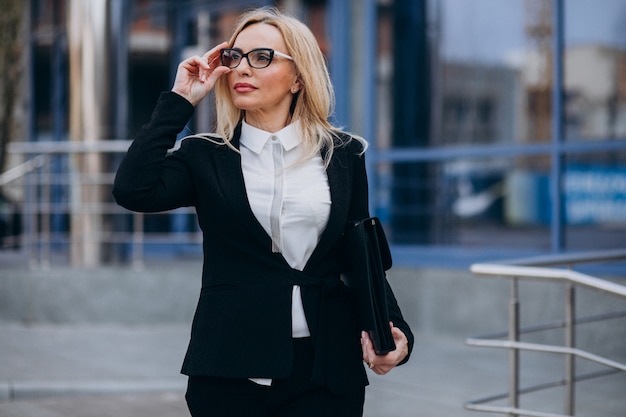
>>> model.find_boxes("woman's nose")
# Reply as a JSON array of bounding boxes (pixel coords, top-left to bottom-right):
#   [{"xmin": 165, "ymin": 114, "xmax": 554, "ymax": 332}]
[{"xmin": 235, "ymin": 57, "xmax": 252, "ymax": 74}]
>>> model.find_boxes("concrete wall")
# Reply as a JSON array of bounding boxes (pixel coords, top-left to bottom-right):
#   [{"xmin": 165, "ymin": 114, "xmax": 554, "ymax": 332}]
[
  {"xmin": 0, "ymin": 261, "xmax": 202, "ymax": 325},
  {"xmin": 1, "ymin": 260, "xmax": 624, "ymax": 361}
]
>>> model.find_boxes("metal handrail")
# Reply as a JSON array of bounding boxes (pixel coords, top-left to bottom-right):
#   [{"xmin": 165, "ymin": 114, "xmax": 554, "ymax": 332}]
[
  {"xmin": 7, "ymin": 139, "xmax": 133, "ymax": 154},
  {"xmin": 0, "ymin": 155, "xmax": 46, "ymax": 186},
  {"xmin": 464, "ymin": 250, "xmax": 626, "ymax": 417},
  {"xmin": 0, "ymin": 140, "xmax": 201, "ymax": 268},
  {"xmin": 492, "ymin": 248, "xmax": 626, "ymax": 267},
  {"xmin": 470, "ymin": 263, "xmax": 626, "ymax": 298}
]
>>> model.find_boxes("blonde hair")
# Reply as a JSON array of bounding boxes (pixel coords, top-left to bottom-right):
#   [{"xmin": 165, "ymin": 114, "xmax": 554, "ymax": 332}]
[{"xmin": 212, "ymin": 7, "xmax": 366, "ymax": 164}]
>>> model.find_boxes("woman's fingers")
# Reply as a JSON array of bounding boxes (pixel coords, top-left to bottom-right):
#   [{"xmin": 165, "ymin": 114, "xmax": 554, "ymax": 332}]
[
  {"xmin": 198, "ymin": 41, "xmax": 231, "ymax": 83},
  {"xmin": 171, "ymin": 42, "xmax": 231, "ymax": 106},
  {"xmin": 202, "ymin": 41, "xmax": 230, "ymax": 74},
  {"xmin": 361, "ymin": 331, "xmax": 375, "ymax": 364},
  {"xmin": 361, "ymin": 325, "xmax": 409, "ymax": 376}
]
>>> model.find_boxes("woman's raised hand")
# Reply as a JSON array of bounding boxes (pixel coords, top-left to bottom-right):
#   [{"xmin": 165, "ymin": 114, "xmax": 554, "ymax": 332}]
[{"xmin": 171, "ymin": 41, "xmax": 231, "ymax": 106}]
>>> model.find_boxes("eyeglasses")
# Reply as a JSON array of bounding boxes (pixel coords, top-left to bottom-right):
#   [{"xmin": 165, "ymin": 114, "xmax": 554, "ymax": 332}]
[{"xmin": 220, "ymin": 48, "xmax": 294, "ymax": 69}]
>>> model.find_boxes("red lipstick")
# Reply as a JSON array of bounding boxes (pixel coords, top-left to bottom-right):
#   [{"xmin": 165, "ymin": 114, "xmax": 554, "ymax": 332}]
[{"xmin": 234, "ymin": 83, "xmax": 257, "ymax": 92}]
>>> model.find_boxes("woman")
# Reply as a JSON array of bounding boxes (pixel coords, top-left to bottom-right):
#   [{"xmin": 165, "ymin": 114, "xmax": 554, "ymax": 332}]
[{"xmin": 113, "ymin": 7, "xmax": 413, "ymax": 417}]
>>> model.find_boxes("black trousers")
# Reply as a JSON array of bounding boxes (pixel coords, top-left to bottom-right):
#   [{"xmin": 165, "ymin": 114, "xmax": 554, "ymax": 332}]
[{"xmin": 185, "ymin": 338, "xmax": 365, "ymax": 417}]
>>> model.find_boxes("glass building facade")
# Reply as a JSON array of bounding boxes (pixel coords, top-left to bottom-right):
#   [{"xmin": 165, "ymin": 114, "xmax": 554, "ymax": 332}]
[{"xmin": 22, "ymin": 0, "xmax": 626, "ymax": 265}]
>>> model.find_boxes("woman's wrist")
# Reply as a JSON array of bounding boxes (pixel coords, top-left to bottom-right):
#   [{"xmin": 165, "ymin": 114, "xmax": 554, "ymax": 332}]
[{"xmin": 171, "ymin": 89, "xmax": 194, "ymax": 106}]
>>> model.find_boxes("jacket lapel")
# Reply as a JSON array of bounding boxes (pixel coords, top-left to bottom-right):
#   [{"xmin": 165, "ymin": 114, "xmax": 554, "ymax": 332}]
[
  {"xmin": 305, "ymin": 144, "xmax": 354, "ymax": 269},
  {"xmin": 213, "ymin": 125, "xmax": 274, "ymax": 249}
]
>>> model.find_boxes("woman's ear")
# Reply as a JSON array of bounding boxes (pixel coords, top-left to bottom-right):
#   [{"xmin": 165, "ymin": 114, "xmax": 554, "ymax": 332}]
[{"xmin": 291, "ymin": 77, "xmax": 302, "ymax": 94}]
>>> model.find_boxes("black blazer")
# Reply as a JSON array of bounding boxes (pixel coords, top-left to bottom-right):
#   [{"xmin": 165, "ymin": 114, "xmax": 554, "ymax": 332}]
[{"xmin": 113, "ymin": 92, "xmax": 413, "ymax": 395}]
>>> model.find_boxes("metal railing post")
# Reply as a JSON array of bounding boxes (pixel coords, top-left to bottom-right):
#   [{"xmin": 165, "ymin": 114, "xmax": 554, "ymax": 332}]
[
  {"xmin": 25, "ymin": 165, "xmax": 37, "ymax": 268},
  {"xmin": 509, "ymin": 278, "xmax": 520, "ymax": 416},
  {"xmin": 132, "ymin": 212, "xmax": 144, "ymax": 270},
  {"xmin": 40, "ymin": 154, "xmax": 51, "ymax": 269},
  {"xmin": 564, "ymin": 281, "xmax": 576, "ymax": 415}
]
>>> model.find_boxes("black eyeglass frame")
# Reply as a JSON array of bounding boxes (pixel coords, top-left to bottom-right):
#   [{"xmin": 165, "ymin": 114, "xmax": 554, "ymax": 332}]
[{"xmin": 219, "ymin": 47, "xmax": 294, "ymax": 69}]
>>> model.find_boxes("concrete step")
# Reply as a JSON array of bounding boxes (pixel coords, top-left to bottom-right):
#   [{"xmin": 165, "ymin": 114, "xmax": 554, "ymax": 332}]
[{"xmin": 0, "ymin": 322, "xmax": 624, "ymax": 417}]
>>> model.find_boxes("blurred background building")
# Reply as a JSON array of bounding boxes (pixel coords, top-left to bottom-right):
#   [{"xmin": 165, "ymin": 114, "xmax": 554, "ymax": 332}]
[
  {"xmin": 2, "ymin": 4, "xmax": 625, "ymax": 416},
  {"xmin": 1, "ymin": 0, "xmax": 625, "ymax": 267}
]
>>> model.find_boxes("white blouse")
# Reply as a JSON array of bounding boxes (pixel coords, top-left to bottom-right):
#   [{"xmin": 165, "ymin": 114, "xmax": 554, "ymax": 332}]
[{"xmin": 240, "ymin": 120, "xmax": 331, "ymax": 340}]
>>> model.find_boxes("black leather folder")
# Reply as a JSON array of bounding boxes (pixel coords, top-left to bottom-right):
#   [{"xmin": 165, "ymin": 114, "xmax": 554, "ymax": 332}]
[{"xmin": 344, "ymin": 217, "xmax": 396, "ymax": 355}]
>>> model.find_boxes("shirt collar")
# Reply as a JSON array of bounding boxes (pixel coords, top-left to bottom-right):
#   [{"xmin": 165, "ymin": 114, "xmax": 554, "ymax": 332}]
[{"xmin": 240, "ymin": 119, "xmax": 301, "ymax": 154}]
